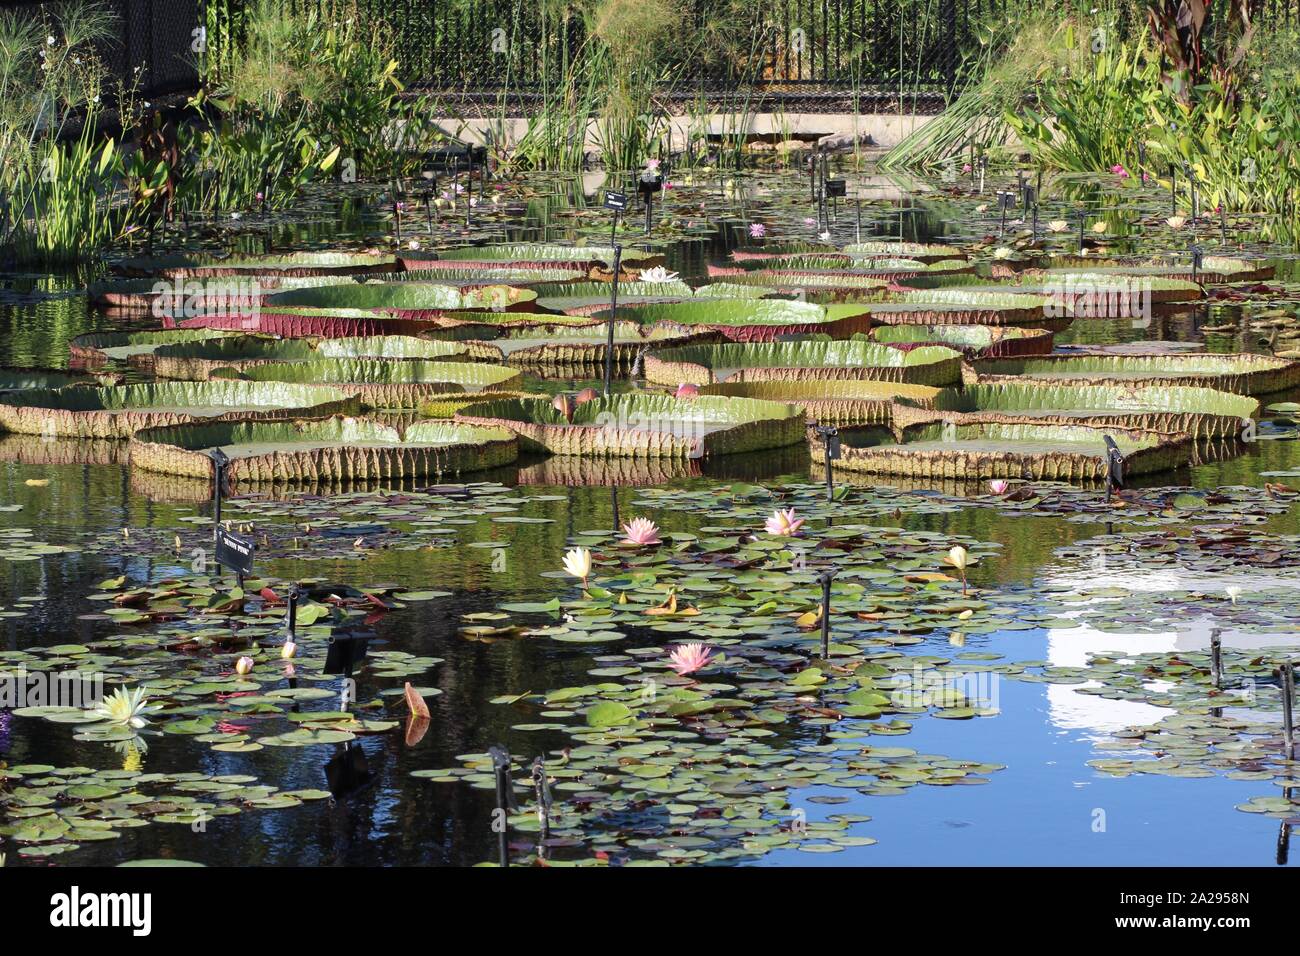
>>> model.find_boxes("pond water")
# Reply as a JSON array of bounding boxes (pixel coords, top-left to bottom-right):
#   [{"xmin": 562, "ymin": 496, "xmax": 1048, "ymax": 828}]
[{"xmin": 3, "ymin": 166, "xmax": 1300, "ymax": 867}]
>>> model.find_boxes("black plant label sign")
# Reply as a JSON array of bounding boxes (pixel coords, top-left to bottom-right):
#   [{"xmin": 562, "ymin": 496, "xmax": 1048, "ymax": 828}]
[
  {"xmin": 827, "ymin": 433, "xmax": 842, "ymax": 460},
  {"xmin": 825, "ymin": 179, "xmax": 847, "ymax": 198},
  {"xmin": 215, "ymin": 527, "xmax": 255, "ymax": 576},
  {"xmin": 604, "ymin": 191, "xmax": 628, "ymax": 210}
]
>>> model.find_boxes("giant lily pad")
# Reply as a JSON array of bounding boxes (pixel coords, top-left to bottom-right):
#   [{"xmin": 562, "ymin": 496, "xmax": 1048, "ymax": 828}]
[
  {"xmin": 130, "ymin": 416, "xmax": 517, "ymax": 481},
  {"xmin": 867, "ymin": 325, "xmax": 1054, "ymax": 359},
  {"xmin": 0, "ymin": 366, "xmax": 114, "ymax": 392},
  {"xmin": 151, "ymin": 335, "xmax": 472, "ymax": 380},
  {"xmin": 643, "ymin": 340, "xmax": 963, "ymax": 387},
  {"xmin": 587, "ymin": 300, "xmax": 872, "ymax": 342},
  {"xmin": 861, "ymin": 290, "xmax": 1054, "ymax": 327},
  {"xmin": 699, "ymin": 380, "xmax": 944, "ymax": 426},
  {"xmin": 1038, "ymin": 256, "xmax": 1273, "ymax": 283},
  {"xmin": 222, "ymin": 359, "xmax": 522, "ymax": 408},
  {"xmin": 68, "ymin": 329, "xmax": 239, "ymax": 373},
  {"xmin": 455, "ymin": 393, "xmax": 805, "ymax": 458},
  {"xmin": 900, "ymin": 382, "xmax": 1259, "ymax": 439},
  {"xmin": 534, "ymin": 280, "xmax": 694, "ymax": 314},
  {"xmin": 813, "ymin": 418, "xmax": 1194, "ymax": 479},
  {"xmin": 966, "ymin": 352, "xmax": 1300, "ymax": 396},
  {"xmin": 844, "ymin": 240, "xmax": 967, "ymax": 263},
  {"xmin": 261, "ymin": 282, "xmax": 539, "ymax": 318},
  {"xmin": 401, "ymin": 243, "xmax": 663, "ymax": 276},
  {"xmin": 0, "ymin": 380, "xmax": 360, "ymax": 439},
  {"xmin": 110, "ymin": 250, "xmax": 400, "ymax": 278}
]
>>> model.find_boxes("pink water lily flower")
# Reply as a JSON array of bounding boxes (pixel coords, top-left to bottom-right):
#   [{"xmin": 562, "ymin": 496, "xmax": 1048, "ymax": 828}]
[
  {"xmin": 962, "ymin": 163, "xmax": 973, "ymax": 173},
  {"xmin": 675, "ymin": 383, "xmax": 699, "ymax": 399},
  {"xmin": 749, "ymin": 222, "xmax": 767, "ymax": 238},
  {"xmin": 988, "ymin": 479, "xmax": 1008, "ymax": 494},
  {"xmin": 668, "ymin": 642, "xmax": 715, "ymax": 675},
  {"xmin": 765, "ymin": 508, "xmax": 804, "ymax": 537},
  {"xmin": 621, "ymin": 517, "xmax": 661, "ymax": 546},
  {"xmin": 1111, "ymin": 163, "xmax": 1128, "ymax": 179}
]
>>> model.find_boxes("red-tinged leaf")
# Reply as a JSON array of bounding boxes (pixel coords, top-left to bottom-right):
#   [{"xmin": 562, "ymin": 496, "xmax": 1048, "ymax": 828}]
[
  {"xmin": 404, "ymin": 682, "xmax": 431, "ymax": 719},
  {"xmin": 259, "ymin": 587, "xmax": 282, "ymax": 605}
]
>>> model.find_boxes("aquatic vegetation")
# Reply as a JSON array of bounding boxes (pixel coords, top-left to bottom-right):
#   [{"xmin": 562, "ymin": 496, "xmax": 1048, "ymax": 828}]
[
  {"xmin": 0, "ymin": 366, "xmax": 115, "ymax": 391},
  {"xmin": 129, "ymin": 417, "xmax": 518, "ymax": 481},
  {"xmin": 867, "ymin": 324, "xmax": 1054, "ymax": 359},
  {"xmin": 111, "ymin": 251, "xmax": 400, "ymax": 279},
  {"xmin": 643, "ymin": 340, "xmax": 963, "ymax": 387},
  {"xmin": 816, "ymin": 419, "xmax": 1194, "ymax": 480},
  {"xmin": 903, "ymin": 382, "xmax": 1259, "ymax": 440},
  {"xmin": 966, "ymin": 352, "xmax": 1300, "ymax": 396},
  {"xmin": 455, "ymin": 393, "xmax": 805, "ymax": 459},
  {"xmin": 0, "ymin": 380, "xmax": 360, "ymax": 439},
  {"xmin": 150, "ymin": 335, "xmax": 473, "ymax": 381},
  {"xmin": 588, "ymin": 300, "xmax": 874, "ymax": 343},
  {"xmin": 222, "ymin": 358, "xmax": 522, "ymax": 408},
  {"xmin": 68, "ymin": 329, "xmax": 238, "ymax": 374},
  {"xmin": 699, "ymin": 380, "xmax": 942, "ymax": 427},
  {"xmin": 262, "ymin": 282, "xmax": 540, "ymax": 317}
]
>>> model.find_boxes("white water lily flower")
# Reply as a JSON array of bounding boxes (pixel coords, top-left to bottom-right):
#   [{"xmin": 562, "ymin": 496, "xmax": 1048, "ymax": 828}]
[
  {"xmin": 638, "ymin": 265, "xmax": 680, "ymax": 284},
  {"xmin": 94, "ymin": 686, "xmax": 159, "ymax": 730},
  {"xmin": 562, "ymin": 546, "xmax": 592, "ymax": 583},
  {"xmin": 992, "ymin": 246, "xmax": 1014, "ymax": 259},
  {"xmin": 1047, "ymin": 220, "xmax": 1068, "ymax": 233},
  {"xmin": 1225, "ymin": 585, "xmax": 1242, "ymax": 604},
  {"xmin": 1166, "ymin": 216, "xmax": 1187, "ymax": 229},
  {"xmin": 946, "ymin": 545, "xmax": 969, "ymax": 571},
  {"xmin": 1091, "ymin": 221, "xmax": 1108, "ymax": 233}
]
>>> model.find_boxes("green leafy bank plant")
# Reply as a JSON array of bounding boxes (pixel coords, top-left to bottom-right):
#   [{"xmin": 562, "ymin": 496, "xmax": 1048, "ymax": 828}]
[{"xmin": 0, "ymin": 1, "xmax": 138, "ymax": 264}]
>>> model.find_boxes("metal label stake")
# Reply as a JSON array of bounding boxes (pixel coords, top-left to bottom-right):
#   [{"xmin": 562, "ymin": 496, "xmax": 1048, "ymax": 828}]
[
  {"xmin": 817, "ymin": 568, "xmax": 838, "ymax": 660},
  {"xmin": 489, "ymin": 745, "xmax": 518, "ymax": 867},
  {"xmin": 1103, "ymin": 435, "xmax": 1124, "ymax": 501},
  {"xmin": 603, "ymin": 244, "xmax": 623, "ymax": 397},
  {"xmin": 816, "ymin": 424, "xmax": 840, "ymax": 500}
]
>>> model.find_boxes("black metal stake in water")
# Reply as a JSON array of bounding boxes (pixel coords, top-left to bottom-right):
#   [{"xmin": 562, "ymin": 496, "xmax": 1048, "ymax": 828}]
[
  {"xmin": 1077, "ymin": 211, "xmax": 1086, "ymax": 254},
  {"xmin": 998, "ymin": 192, "xmax": 1008, "ymax": 234},
  {"xmin": 1137, "ymin": 141, "xmax": 1146, "ymax": 178},
  {"xmin": 286, "ymin": 584, "xmax": 299, "ymax": 644},
  {"xmin": 1191, "ymin": 243, "xmax": 1203, "ymax": 283},
  {"xmin": 854, "ymin": 199, "xmax": 861, "ymax": 243},
  {"xmin": 1103, "ymin": 434, "xmax": 1124, "ymax": 502},
  {"xmin": 1187, "ymin": 165, "xmax": 1198, "ymax": 222},
  {"xmin": 1170, "ymin": 164, "xmax": 1178, "ymax": 215},
  {"xmin": 530, "ymin": 756, "xmax": 553, "ymax": 844},
  {"xmin": 817, "ymin": 568, "xmax": 837, "ymax": 660},
  {"xmin": 816, "ymin": 423, "xmax": 840, "ymax": 500},
  {"xmin": 1210, "ymin": 627, "xmax": 1223, "ymax": 688},
  {"xmin": 1221, "ymin": 203, "xmax": 1228, "ymax": 246},
  {"xmin": 603, "ymin": 244, "xmax": 623, "ymax": 397},
  {"xmin": 978, "ymin": 155, "xmax": 987, "ymax": 195},
  {"xmin": 1281, "ymin": 661, "xmax": 1295, "ymax": 751},
  {"xmin": 488, "ymin": 745, "xmax": 518, "ymax": 867},
  {"xmin": 209, "ymin": 448, "xmax": 229, "ymax": 548}
]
